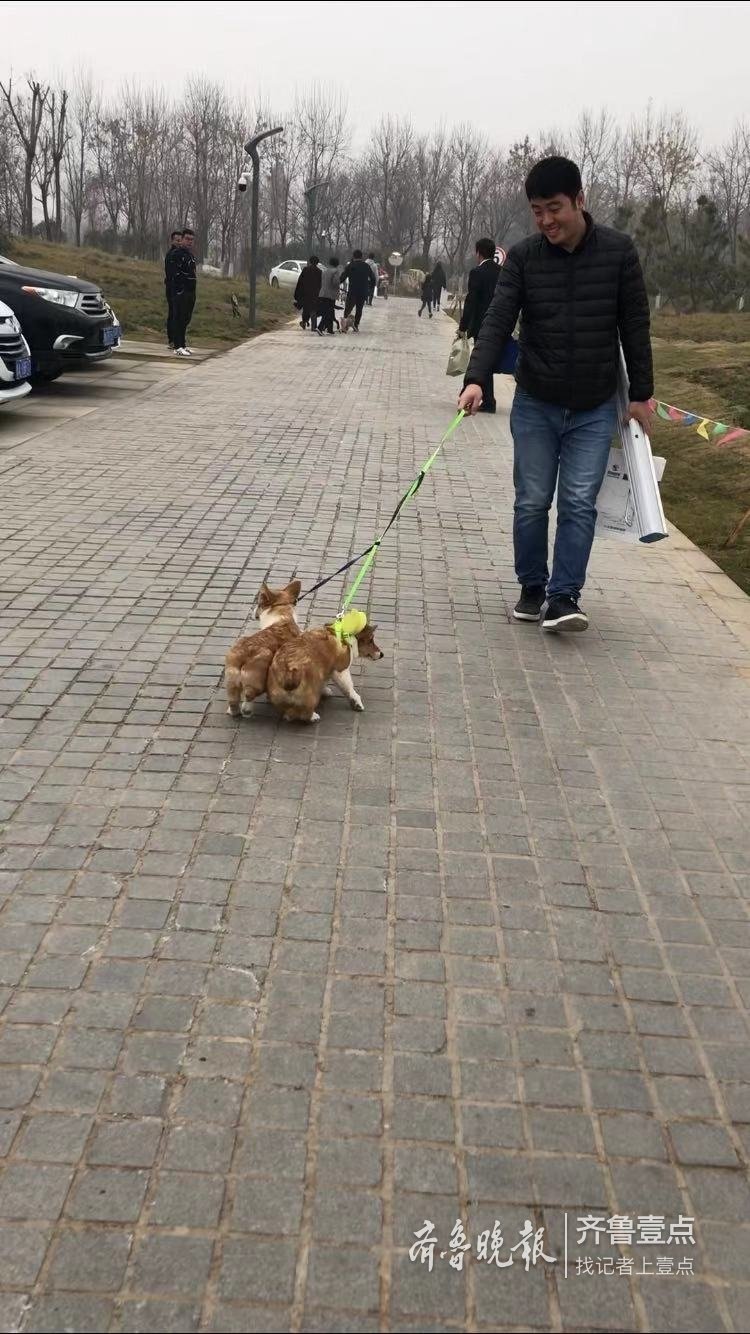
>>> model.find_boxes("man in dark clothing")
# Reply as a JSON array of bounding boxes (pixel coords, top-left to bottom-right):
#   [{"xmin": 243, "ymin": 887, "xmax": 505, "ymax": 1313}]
[
  {"xmin": 431, "ymin": 260, "xmax": 447, "ymax": 310},
  {"xmin": 340, "ymin": 249, "xmax": 372, "ymax": 331},
  {"xmin": 418, "ymin": 272, "xmax": 433, "ymax": 318},
  {"xmin": 164, "ymin": 230, "xmax": 182, "ymax": 347},
  {"xmin": 172, "ymin": 228, "xmax": 197, "ymax": 356},
  {"xmin": 459, "ymin": 237, "xmax": 500, "ymax": 413},
  {"xmin": 294, "ymin": 256, "xmax": 322, "ymax": 329},
  {"xmin": 459, "ymin": 157, "xmax": 653, "ymax": 634}
]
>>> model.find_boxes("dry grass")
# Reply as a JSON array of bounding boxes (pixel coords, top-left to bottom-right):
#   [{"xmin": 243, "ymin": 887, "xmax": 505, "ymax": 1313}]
[
  {"xmin": 650, "ymin": 328, "xmax": 750, "ymax": 594},
  {"xmin": 3, "ymin": 236, "xmax": 292, "ymax": 346}
]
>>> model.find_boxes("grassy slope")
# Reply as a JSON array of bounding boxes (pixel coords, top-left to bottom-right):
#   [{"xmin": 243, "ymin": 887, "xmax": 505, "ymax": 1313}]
[
  {"xmin": 4, "ymin": 237, "xmax": 291, "ymax": 346},
  {"xmin": 650, "ymin": 313, "xmax": 750, "ymax": 595}
]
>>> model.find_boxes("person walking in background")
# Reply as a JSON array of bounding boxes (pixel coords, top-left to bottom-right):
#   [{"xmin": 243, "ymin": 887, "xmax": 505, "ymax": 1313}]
[
  {"xmin": 172, "ymin": 227, "xmax": 197, "ymax": 357},
  {"xmin": 459, "ymin": 237, "xmax": 500, "ymax": 412},
  {"xmin": 458, "ymin": 156, "xmax": 653, "ymax": 634},
  {"xmin": 294, "ymin": 256, "xmax": 322, "ymax": 329},
  {"xmin": 431, "ymin": 260, "xmax": 447, "ymax": 311},
  {"xmin": 366, "ymin": 253, "xmax": 379, "ymax": 303},
  {"xmin": 418, "ymin": 271, "xmax": 434, "ymax": 318},
  {"xmin": 164, "ymin": 230, "xmax": 182, "ymax": 348},
  {"xmin": 317, "ymin": 256, "xmax": 342, "ymax": 335},
  {"xmin": 339, "ymin": 249, "xmax": 372, "ymax": 331}
]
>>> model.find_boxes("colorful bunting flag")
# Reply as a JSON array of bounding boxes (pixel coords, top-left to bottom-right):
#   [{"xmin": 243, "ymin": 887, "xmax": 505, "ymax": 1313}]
[
  {"xmin": 716, "ymin": 427, "xmax": 747, "ymax": 447},
  {"xmin": 649, "ymin": 397, "xmax": 749, "ymax": 448}
]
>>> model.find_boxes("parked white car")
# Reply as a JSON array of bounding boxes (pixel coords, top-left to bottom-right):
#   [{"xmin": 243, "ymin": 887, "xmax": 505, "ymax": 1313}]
[
  {"xmin": 268, "ymin": 259, "xmax": 307, "ymax": 289},
  {"xmin": 0, "ymin": 300, "xmax": 32, "ymax": 405}
]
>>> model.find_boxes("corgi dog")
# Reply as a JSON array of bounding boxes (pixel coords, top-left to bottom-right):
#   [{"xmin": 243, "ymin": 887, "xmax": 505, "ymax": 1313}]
[
  {"xmin": 225, "ymin": 578, "xmax": 301, "ymax": 718},
  {"xmin": 267, "ymin": 618, "xmax": 384, "ymax": 723}
]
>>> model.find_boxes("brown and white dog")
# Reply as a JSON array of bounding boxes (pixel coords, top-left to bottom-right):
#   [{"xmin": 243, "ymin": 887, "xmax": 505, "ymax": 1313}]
[
  {"xmin": 225, "ymin": 579, "xmax": 301, "ymax": 718},
  {"xmin": 267, "ymin": 620, "xmax": 384, "ymax": 723}
]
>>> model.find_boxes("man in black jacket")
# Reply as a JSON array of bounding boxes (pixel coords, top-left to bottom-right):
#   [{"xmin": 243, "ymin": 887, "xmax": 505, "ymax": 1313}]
[
  {"xmin": 459, "ymin": 237, "xmax": 500, "ymax": 412},
  {"xmin": 172, "ymin": 228, "xmax": 197, "ymax": 357},
  {"xmin": 164, "ymin": 230, "xmax": 182, "ymax": 348},
  {"xmin": 340, "ymin": 249, "xmax": 372, "ymax": 331},
  {"xmin": 459, "ymin": 157, "xmax": 653, "ymax": 633},
  {"xmin": 294, "ymin": 256, "xmax": 322, "ymax": 329}
]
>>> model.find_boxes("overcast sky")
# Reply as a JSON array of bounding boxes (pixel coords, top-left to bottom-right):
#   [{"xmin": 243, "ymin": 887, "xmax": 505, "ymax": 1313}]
[{"xmin": 1, "ymin": 0, "xmax": 747, "ymax": 146}]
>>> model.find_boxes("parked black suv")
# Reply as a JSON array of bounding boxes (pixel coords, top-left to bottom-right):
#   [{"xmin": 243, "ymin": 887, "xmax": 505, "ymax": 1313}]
[{"xmin": 0, "ymin": 254, "xmax": 121, "ymax": 382}]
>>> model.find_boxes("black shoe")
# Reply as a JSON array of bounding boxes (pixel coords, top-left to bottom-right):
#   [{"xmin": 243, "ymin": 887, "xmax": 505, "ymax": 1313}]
[
  {"xmin": 513, "ymin": 585, "xmax": 546, "ymax": 622},
  {"xmin": 542, "ymin": 596, "xmax": 588, "ymax": 632}
]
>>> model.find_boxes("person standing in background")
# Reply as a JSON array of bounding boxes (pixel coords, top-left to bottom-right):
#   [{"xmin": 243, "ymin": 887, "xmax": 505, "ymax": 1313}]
[
  {"xmin": 418, "ymin": 272, "xmax": 434, "ymax": 318},
  {"xmin": 164, "ymin": 230, "xmax": 182, "ymax": 349},
  {"xmin": 172, "ymin": 228, "xmax": 197, "ymax": 357},
  {"xmin": 317, "ymin": 257, "xmax": 342, "ymax": 335},
  {"xmin": 431, "ymin": 260, "xmax": 447, "ymax": 311},
  {"xmin": 294, "ymin": 256, "xmax": 322, "ymax": 330},
  {"xmin": 366, "ymin": 253, "xmax": 379, "ymax": 303},
  {"xmin": 458, "ymin": 237, "xmax": 500, "ymax": 412},
  {"xmin": 339, "ymin": 249, "xmax": 372, "ymax": 331}
]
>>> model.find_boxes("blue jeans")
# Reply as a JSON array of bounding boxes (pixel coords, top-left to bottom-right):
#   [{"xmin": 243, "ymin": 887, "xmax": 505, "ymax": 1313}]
[{"xmin": 510, "ymin": 387, "xmax": 617, "ymax": 601}]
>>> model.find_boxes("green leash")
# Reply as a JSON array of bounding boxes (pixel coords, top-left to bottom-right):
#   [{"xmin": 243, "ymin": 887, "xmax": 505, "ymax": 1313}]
[{"xmin": 338, "ymin": 409, "xmax": 465, "ymax": 614}]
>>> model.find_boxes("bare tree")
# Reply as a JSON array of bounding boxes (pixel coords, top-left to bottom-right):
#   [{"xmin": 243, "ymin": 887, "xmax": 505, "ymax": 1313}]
[
  {"xmin": 414, "ymin": 127, "xmax": 451, "ymax": 268},
  {"xmin": 182, "ymin": 76, "xmax": 228, "ymax": 256},
  {"xmin": 0, "ymin": 100, "xmax": 25, "ymax": 234},
  {"xmin": 610, "ymin": 120, "xmax": 643, "ymax": 215},
  {"xmin": 570, "ymin": 108, "xmax": 615, "ymax": 217},
  {"xmin": 366, "ymin": 115, "xmax": 418, "ymax": 255},
  {"xmin": 706, "ymin": 121, "xmax": 750, "ymax": 264},
  {"xmin": 638, "ymin": 106, "xmax": 699, "ymax": 243},
  {"xmin": 34, "ymin": 85, "xmax": 69, "ymax": 240},
  {"xmin": 442, "ymin": 123, "xmax": 489, "ymax": 272},
  {"xmin": 0, "ymin": 75, "xmax": 48, "ymax": 234},
  {"xmin": 216, "ymin": 99, "xmax": 250, "ymax": 268},
  {"xmin": 295, "ymin": 85, "xmax": 349, "ymax": 244},
  {"xmin": 64, "ymin": 73, "xmax": 96, "ymax": 246}
]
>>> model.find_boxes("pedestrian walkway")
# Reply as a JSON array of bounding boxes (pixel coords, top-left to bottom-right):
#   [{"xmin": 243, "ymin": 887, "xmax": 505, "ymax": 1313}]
[{"xmin": 1, "ymin": 298, "xmax": 749, "ymax": 1334}]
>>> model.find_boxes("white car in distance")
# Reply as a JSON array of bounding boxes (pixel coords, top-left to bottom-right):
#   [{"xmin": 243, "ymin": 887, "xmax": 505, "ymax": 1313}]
[
  {"xmin": 0, "ymin": 300, "xmax": 32, "ymax": 406},
  {"xmin": 268, "ymin": 260, "xmax": 307, "ymax": 289}
]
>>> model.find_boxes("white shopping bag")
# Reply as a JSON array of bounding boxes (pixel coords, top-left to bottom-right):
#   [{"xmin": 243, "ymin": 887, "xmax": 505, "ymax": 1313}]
[
  {"xmin": 595, "ymin": 350, "xmax": 669, "ymax": 545},
  {"xmin": 596, "ymin": 447, "xmax": 666, "ymax": 543}
]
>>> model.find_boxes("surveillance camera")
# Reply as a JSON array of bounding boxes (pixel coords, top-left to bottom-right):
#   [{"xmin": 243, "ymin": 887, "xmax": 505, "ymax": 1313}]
[{"xmin": 237, "ymin": 173, "xmax": 249, "ymax": 193}]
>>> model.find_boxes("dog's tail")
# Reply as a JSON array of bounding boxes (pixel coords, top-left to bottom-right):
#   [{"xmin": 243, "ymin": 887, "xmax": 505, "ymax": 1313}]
[{"xmin": 281, "ymin": 668, "xmax": 301, "ymax": 692}]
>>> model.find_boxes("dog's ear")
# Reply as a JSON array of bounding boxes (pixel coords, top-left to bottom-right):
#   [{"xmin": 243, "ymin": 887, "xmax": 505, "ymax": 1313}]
[
  {"xmin": 258, "ymin": 581, "xmax": 272, "ymax": 608},
  {"xmin": 368, "ymin": 624, "xmax": 378, "ymax": 633},
  {"xmin": 288, "ymin": 579, "xmax": 301, "ymax": 600}
]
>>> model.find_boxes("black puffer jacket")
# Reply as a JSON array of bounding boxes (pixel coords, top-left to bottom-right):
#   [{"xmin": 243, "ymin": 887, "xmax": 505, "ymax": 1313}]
[{"xmin": 465, "ymin": 216, "xmax": 653, "ymax": 410}]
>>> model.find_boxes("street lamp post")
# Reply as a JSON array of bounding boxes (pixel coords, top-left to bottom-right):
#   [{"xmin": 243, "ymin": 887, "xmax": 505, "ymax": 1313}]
[{"xmin": 245, "ymin": 125, "xmax": 283, "ymax": 329}]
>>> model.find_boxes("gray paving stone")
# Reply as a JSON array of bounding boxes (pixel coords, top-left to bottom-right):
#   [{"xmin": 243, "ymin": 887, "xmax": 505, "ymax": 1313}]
[
  {"xmin": 47, "ymin": 1227, "xmax": 131, "ymax": 1290},
  {"xmin": 22, "ymin": 1294, "xmax": 113, "ymax": 1333},
  {"xmin": 130, "ymin": 1233, "xmax": 214, "ymax": 1295},
  {"xmin": 0, "ymin": 1223, "xmax": 52, "ymax": 1284}
]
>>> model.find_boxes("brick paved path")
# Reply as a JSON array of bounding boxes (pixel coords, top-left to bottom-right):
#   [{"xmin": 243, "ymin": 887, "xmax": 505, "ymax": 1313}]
[{"xmin": 1, "ymin": 299, "xmax": 750, "ymax": 1333}]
